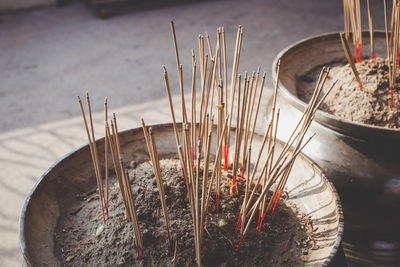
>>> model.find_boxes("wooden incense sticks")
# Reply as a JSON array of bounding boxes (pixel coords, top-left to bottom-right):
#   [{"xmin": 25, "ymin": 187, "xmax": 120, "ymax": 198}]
[
  {"xmin": 340, "ymin": 32, "xmax": 363, "ymax": 91},
  {"xmin": 226, "ymin": 26, "xmax": 243, "ymax": 162},
  {"xmin": 235, "ymin": 67, "xmax": 336, "ymax": 250},
  {"xmin": 388, "ymin": 0, "xmax": 400, "ymax": 109},
  {"xmin": 142, "ymin": 121, "xmax": 172, "ymax": 248},
  {"xmin": 162, "ymin": 66, "xmax": 188, "ymax": 189},
  {"xmin": 250, "ymin": 72, "xmax": 266, "ymax": 148},
  {"xmin": 104, "ymin": 97, "xmax": 110, "ymax": 220},
  {"xmin": 215, "ymin": 81, "xmax": 224, "ymax": 212},
  {"xmin": 164, "ymin": 25, "xmax": 204, "ymax": 261},
  {"xmin": 159, "ymin": 22, "xmax": 311, "ymax": 264},
  {"xmin": 77, "ymin": 94, "xmax": 107, "ymax": 224},
  {"xmin": 355, "ymin": 0, "xmax": 362, "ymax": 62},
  {"xmin": 342, "ymin": 1, "xmax": 400, "ymax": 108},
  {"xmin": 107, "ymin": 118, "xmax": 143, "ymax": 254},
  {"xmin": 344, "ymin": 0, "xmax": 351, "ymax": 43},
  {"xmin": 367, "ymin": 0, "xmax": 375, "ymax": 59},
  {"xmin": 343, "ymin": 0, "xmax": 362, "ymax": 62},
  {"xmin": 77, "ymin": 104, "xmax": 145, "ymax": 255},
  {"xmin": 191, "ymin": 50, "xmax": 197, "ymax": 155}
]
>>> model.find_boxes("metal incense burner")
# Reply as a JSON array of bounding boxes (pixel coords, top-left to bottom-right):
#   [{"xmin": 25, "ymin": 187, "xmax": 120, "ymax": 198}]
[
  {"xmin": 19, "ymin": 123, "xmax": 343, "ymax": 266},
  {"xmin": 271, "ymin": 31, "xmax": 400, "ymax": 265}
]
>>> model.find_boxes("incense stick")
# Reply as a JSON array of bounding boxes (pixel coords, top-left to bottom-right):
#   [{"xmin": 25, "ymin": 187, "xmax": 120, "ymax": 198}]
[
  {"xmin": 104, "ymin": 97, "xmax": 109, "ymax": 220},
  {"xmin": 77, "ymin": 94, "xmax": 106, "ymax": 224},
  {"xmin": 339, "ymin": 32, "xmax": 363, "ymax": 91},
  {"xmin": 367, "ymin": 0, "xmax": 375, "ymax": 59}
]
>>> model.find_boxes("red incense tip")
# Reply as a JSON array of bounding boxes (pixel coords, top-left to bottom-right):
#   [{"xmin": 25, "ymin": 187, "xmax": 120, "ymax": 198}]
[
  {"xmin": 308, "ymin": 218, "xmax": 313, "ymax": 232},
  {"xmin": 390, "ymin": 86, "xmax": 394, "ymax": 110},
  {"xmin": 106, "ymin": 204, "xmax": 109, "ymax": 221},
  {"xmin": 216, "ymin": 193, "xmax": 220, "ymax": 213},
  {"xmin": 257, "ymin": 209, "xmax": 262, "ymax": 233},
  {"xmin": 280, "ymin": 233, "xmax": 294, "ymax": 255},
  {"xmin": 271, "ymin": 189, "xmax": 283, "ymax": 216},
  {"xmin": 354, "ymin": 42, "xmax": 363, "ymax": 63},
  {"xmin": 358, "ymin": 81, "xmax": 363, "ymax": 91},
  {"xmin": 354, "ymin": 44, "xmax": 359, "ymax": 63},
  {"xmin": 223, "ymin": 146, "xmax": 229, "ymax": 170},
  {"xmin": 258, "ymin": 207, "xmax": 270, "ymax": 233},
  {"xmin": 235, "ymin": 213, "xmax": 242, "ymax": 234},
  {"xmin": 236, "ymin": 234, "xmax": 244, "ymax": 252},
  {"xmin": 136, "ymin": 247, "xmax": 144, "ymax": 259},
  {"xmin": 181, "ymin": 168, "xmax": 188, "ymax": 192},
  {"xmin": 239, "ymin": 168, "xmax": 245, "ymax": 181},
  {"xmin": 192, "ymin": 147, "xmax": 196, "ymax": 162}
]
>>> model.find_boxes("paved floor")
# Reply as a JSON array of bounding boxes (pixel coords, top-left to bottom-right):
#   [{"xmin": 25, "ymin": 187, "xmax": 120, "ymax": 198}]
[{"xmin": 0, "ymin": 0, "xmax": 386, "ymax": 265}]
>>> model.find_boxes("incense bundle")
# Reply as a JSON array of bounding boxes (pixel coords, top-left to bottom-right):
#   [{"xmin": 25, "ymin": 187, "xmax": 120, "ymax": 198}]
[
  {"xmin": 78, "ymin": 95, "xmax": 143, "ymax": 252},
  {"xmin": 236, "ymin": 67, "xmax": 337, "ymax": 249},
  {"xmin": 153, "ymin": 21, "xmax": 318, "ymax": 265},
  {"xmin": 164, "ymin": 22, "xmax": 258, "ymax": 266},
  {"xmin": 77, "ymin": 93, "xmax": 107, "ymax": 224},
  {"xmin": 107, "ymin": 116, "xmax": 143, "ymax": 254},
  {"xmin": 343, "ymin": 0, "xmax": 363, "ymax": 63},
  {"xmin": 142, "ymin": 120, "xmax": 172, "ymax": 248},
  {"xmin": 342, "ymin": 0, "xmax": 400, "ymax": 107}
]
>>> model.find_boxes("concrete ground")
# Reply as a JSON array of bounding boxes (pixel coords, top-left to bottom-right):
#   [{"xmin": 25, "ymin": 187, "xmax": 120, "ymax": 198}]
[{"xmin": 0, "ymin": 0, "xmax": 386, "ymax": 265}]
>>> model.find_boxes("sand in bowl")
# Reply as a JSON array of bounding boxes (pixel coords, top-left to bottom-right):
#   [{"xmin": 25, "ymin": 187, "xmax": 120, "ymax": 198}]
[
  {"xmin": 299, "ymin": 58, "xmax": 400, "ymax": 128},
  {"xmin": 54, "ymin": 159, "xmax": 314, "ymax": 266}
]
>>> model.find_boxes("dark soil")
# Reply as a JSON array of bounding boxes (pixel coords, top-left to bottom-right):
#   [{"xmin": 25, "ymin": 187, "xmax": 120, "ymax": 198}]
[
  {"xmin": 298, "ymin": 58, "xmax": 400, "ymax": 128},
  {"xmin": 55, "ymin": 159, "xmax": 314, "ymax": 266}
]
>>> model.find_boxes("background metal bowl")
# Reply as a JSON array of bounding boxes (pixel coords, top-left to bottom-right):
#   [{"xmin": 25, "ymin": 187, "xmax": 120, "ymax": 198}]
[
  {"xmin": 271, "ymin": 31, "xmax": 400, "ymax": 265},
  {"xmin": 19, "ymin": 123, "xmax": 343, "ymax": 266}
]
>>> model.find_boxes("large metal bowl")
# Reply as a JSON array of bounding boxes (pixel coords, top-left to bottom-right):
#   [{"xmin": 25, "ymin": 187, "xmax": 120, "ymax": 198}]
[
  {"xmin": 19, "ymin": 123, "xmax": 344, "ymax": 266},
  {"xmin": 271, "ymin": 31, "xmax": 400, "ymax": 265},
  {"xmin": 274, "ymin": 31, "xmax": 400, "ymax": 140}
]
